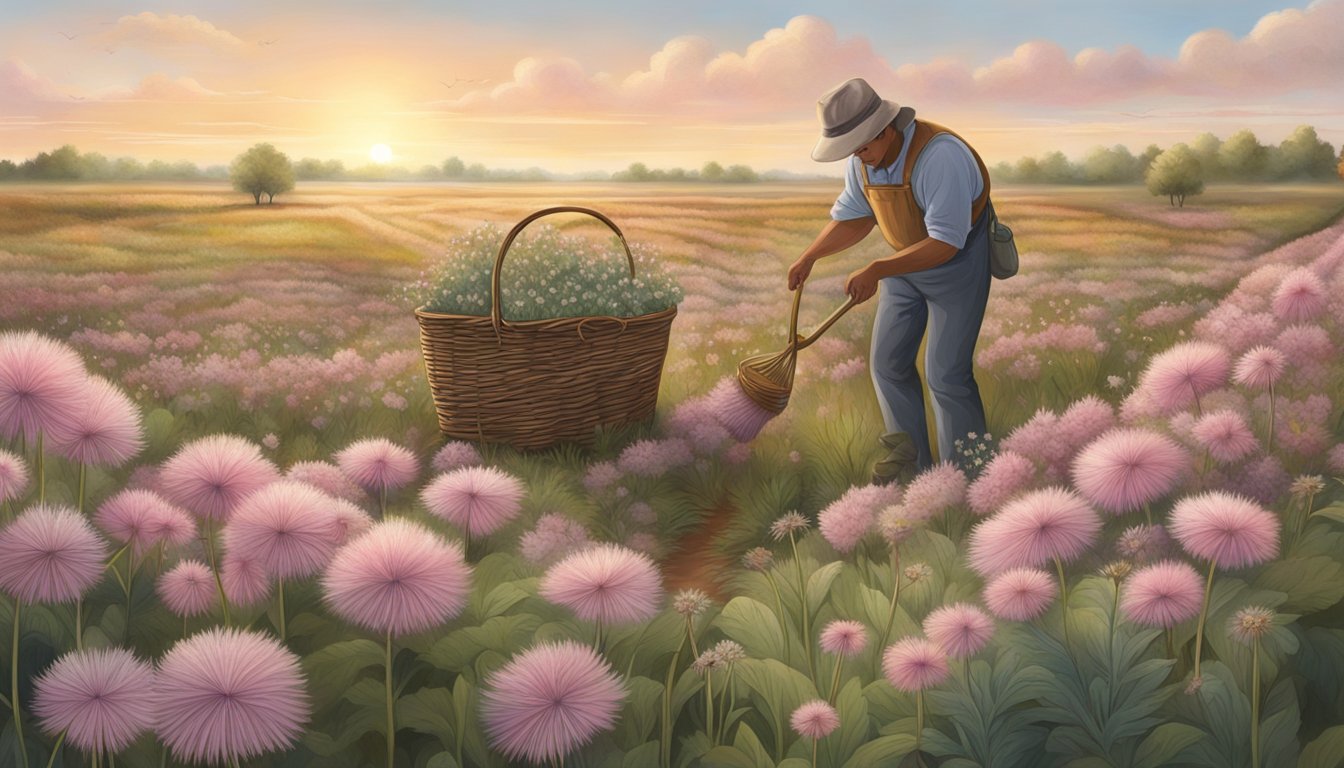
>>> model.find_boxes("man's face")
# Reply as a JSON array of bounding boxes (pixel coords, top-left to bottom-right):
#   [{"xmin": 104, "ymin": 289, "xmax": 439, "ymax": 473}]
[{"xmin": 853, "ymin": 126, "xmax": 896, "ymax": 167}]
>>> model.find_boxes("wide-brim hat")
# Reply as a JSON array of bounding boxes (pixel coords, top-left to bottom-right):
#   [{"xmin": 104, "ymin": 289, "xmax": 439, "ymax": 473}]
[{"xmin": 811, "ymin": 78, "xmax": 914, "ymax": 162}]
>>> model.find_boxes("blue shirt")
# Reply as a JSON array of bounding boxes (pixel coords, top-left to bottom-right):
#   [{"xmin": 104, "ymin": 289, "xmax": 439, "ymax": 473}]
[{"xmin": 829, "ymin": 119, "xmax": 984, "ymax": 249}]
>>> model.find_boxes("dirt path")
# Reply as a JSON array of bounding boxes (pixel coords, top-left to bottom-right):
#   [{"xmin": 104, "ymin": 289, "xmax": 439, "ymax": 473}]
[{"xmin": 661, "ymin": 502, "xmax": 737, "ymax": 603}]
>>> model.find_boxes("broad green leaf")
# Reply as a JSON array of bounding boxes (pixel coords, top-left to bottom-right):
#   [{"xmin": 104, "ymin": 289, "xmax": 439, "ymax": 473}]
[
  {"xmin": 806, "ymin": 561, "xmax": 845, "ymax": 616},
  {"xmin": 832, "ymin": 677, "xmax": 871, "ymax": 767},
  {"xmin": 1134, "ymin": 723, "xmax": 1203, "ymax": 766},
  {"xmin": 701, "ymin": 745, "xmax": 768, "ymax": 768},
  {"xmin": 425, "ymin": 614, "xmax": 543, "ymax": 671},
  {"xmin": 426, "ymin": 753, "xmax": 460, "ymax": 768},
  {"xmin": 842, "ymin": 734, "xmax": 916, "ymax": 767},
  {"xmin": 622, "ymin": 741, "xmax": 661, "ymax": 768},
  {"xmin": 396, "ymin": 687, "xmax": 456, "ymax": 747},
  {"xmin": 1312, "ymin": 502, "xmax": 1344, "ymax": 526},
  {"xmin": 304, "ymin": 638, "xmax": 386, "ymax": 702},
  {"xmin": 1255, "ymin": 556, "xmax": 1344, "ymax": 613},
  {"xmin": 476, "ymin": 580, "xmax": 534, "ymax": 619},
  {"xmin": 717, "ymin": 596, "xmax": 787, "ymax": 661},
  {"xmin": 731, "ymin": 723, "xmax": 776, "ymax": 768},
  {"xmin": 1300, "ymin": 725, "xmax": 1344, "ymax": 768},
  {"xmin": 617, "ymin": 676, "xmax": 663, "ymax": 749}
]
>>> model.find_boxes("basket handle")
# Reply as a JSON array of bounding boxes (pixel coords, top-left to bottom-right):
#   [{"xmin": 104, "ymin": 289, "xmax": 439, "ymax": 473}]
[
  {"xmin": 491, "ymin": 206, "xmax": 636, "ymax": 335},
  {"xmin": 786, "ymin": 282, "xmax": 859, "ymax": 353}
]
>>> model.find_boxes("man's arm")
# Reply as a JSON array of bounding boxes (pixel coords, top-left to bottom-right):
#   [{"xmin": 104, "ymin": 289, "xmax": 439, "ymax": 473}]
[
  {"xmin": 844, "ymin": 236, "xmax": 957, "ymax": 302},
  {"xmin": 789, "ymin": 217, "xmax": 876, "ymax": 289}
]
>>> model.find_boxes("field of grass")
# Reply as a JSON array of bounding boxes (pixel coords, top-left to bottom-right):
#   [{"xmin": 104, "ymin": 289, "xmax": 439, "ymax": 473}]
[{"xmin": 1, "ymin": 180, "xmax": 1342, "ymax": 767}]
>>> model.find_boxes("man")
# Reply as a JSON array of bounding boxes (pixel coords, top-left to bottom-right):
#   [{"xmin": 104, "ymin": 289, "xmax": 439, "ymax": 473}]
[{"xmin": 788, "ymin": 77, "xmax": 992, "ymax": 484}]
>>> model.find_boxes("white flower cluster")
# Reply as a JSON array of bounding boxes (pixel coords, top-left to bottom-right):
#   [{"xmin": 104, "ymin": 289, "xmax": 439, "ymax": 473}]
[{"xmin": 413, "ymin": 223, "xmax": 683, "ymax": 320}]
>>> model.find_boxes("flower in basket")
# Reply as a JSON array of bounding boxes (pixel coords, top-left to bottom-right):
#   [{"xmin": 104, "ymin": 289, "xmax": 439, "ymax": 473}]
[{"xmin": 412, "ymin": 223, "xmax": 682, "ymax": 320}]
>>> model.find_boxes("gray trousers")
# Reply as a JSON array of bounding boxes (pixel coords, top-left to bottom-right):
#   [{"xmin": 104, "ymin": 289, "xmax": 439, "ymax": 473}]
[{"xmin": 869, "ymin": 209, "xmax": 991, "ymax": 469}]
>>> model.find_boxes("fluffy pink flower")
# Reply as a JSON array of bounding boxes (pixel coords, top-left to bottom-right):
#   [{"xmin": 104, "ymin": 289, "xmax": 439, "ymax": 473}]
[
  {"xmin": 923, "ymin": 603, "xmax": 996, "ymax": 658},
  {"xmin": 1121, "ymin": 561, "xmax": 1204, "ymax": 628},
  {"xmin": 147, "ymin": 501, "xmax": 197, "ymax": 550},
  {"xmin": 617, "ymin": 438, "xmax": 693, "ymax": 477},
  {"xmin": 285, "ymin": 461, "xmax": 366, "ymax": 503},
  {"xmin": 1002, "ymin": 410, "xmax": 1066, "ymax": 469},
  {"xmin": 1225, "ymin": 454, "xmax": 1291, "ymax": 506},
  {"xmin": 902, "ymin": 464, "xmax": 968, "ymax": 520},
  {"xmin": 1116, "ymin": 524, "xmax": 1170, "ymax": 563},
  {"xmin": 1058, "ymin": 395, "xmax": 1117, "ymax": 453},
  {"xmin": 519, "ymin": 514, "xmax": 591, "ymax": 566},
  {"xmin": 421, "ymin": 466, "xmax": 526, "ymax": 538},
  {"xmin": 0, "ymin": 504, "xmax": 106, "ymax": 603},
  {"xmin": 0, "ymin": 448, "xmax": 28, "ymax": 503},
  {"xmin": 155, "ymin": 628, "xmax": 309, "ymax": 764},
  {"xmin": 334, "ymin": 438, "xmax": 418, "ymax": 492},
  {"xmin": 32, "ymin": 647, "xmax": 156, "ymax": 754},
  {"xmin": 882, "ymin": 637, "xmax": 950, "ymax": 692},
  {"xmin": 48, "ymin": 376, "xmax": 144, "ymax": 467},
  {"xmin": 582, "ymin": 461, "xmax": 621, "ymax": 493},
  {"xmin": 1138, "ymin": 342, "xmax": 1230, "ymax": 414},
  {"xmin": 1328, "ymin": 444, "xmax": 1344, "ymax": 475},
  {"xmin": 791, "ymin": 699, "xmax": 840, "ymax": 739},
  {"xmin": 159, "ymin": 435, "xmax": 281, "ymax": 522},
  {"xmin": 1191, "ymin": 410, "xmax": 1258, "ymax": 463},
  {"xmin": 967, "ymin": 488, "xmax": 1101, "ymax": 576},
  {"xmin": 967, "ymin": 451, "xmax": 1037, "ymax": 515},
  {"xmin": 221, "ymin": 553, "xmax": 272, "ymax": 608},
  {"xmin": 819, "ymin": 620, "xmax": 869, "ymax": 657},
  {"xmin": 326, "ymin": 498, "xmax": 374, "ymax": 545},
  {"xmin": 818, "ymin": 483, "xmax": 902, "ymax": 554},
  {"xmin": 539, "ymin": 542, "xmax": 663, "ymax": 625},
  {"xmin": 1271, "ymin": 267, "xmax": 1326, "ymax": 322},
  {"xmin": 983, "ymin": 568, "xmax": 1057, "ymax": 621},
  {"xmin": 1071, "ymin": 429, "xmax": 1190, "ymax": 514},
  {"xmin": 1169, "ymin": 491, "xmax": 1279, "ymax": 569},
  {"xmin": 0, "ymin": 330, "xmax": 87, "ymax": 442},
  {"xmin": 480, "ymin": 640, "xmax": 625, "ymax": 765},
  {"xmin": 95, "ymin": 489, "xmax": 173, "ymax": 556},
  {"xmin": 223, "ymin": 481, "xmax": 337, "ymax": 580},
  {"xmin": 705, "ymin": 376, "xmax": 777, "ymax": 442},
  {"xmin": 158, "ymin": 560, "xmax": 216, "ymax": 618},
  {"xmin": 1232, "ymin": 346, "xmax": 1287, "ymax": 391},
  {"xmin": 323, "ymin": 518, "xmax": 472, "ymax": 636},
  {"xmin": 431, "ymin": 441, "xmax": 483, "ymax": 472}
]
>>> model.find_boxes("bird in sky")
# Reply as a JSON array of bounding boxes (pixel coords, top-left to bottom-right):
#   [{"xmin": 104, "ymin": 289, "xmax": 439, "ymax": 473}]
[
  {"xmin": 58, "ymin": 31, "xmax": 80, "ymax": 40},
  {"xmin": 440, "ymin": 78, "xmax": 489, "ymax": 89},
  {"xmin": 259, "ymin": 39, "xmax": 278, "ymax": 46}
]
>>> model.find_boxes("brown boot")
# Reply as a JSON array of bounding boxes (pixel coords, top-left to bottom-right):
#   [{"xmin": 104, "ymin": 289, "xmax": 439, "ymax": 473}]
[{"xmin": 872, "ymin": 432, "xmax": 918, "ymax": 486}]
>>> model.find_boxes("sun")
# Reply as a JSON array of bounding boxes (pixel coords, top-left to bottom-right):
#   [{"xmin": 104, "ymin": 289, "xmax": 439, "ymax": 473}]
[{"xmin": 369, "ymin": 143, "xmax": 393, "ymax": 164}]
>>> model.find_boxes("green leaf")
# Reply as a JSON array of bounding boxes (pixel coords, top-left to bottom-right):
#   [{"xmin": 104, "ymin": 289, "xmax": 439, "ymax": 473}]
[
  {"xmin": 701, "ymin": 745, "xmax": 768, "ymax": 768},
  {"xmin": 737, "ymin": 658, "xmax": 819, "ymax": 757},
  {"xmin": 426, "ymin": 753, "xmax": 461, "ymax": 768},
  {"xmin": 144, "ymin": 407, "xmax": 176, "ymax": 445},
  {"xmin": 623, "ymin": 742, "xmax": 661, "ymax": 768},
  {"xmin": 716, "ymin": 596, "xmax": 787, "ymax": 661},
  {"xmin": 1300, "ymin": 725, "xmax": 1344, "ymax": 768},
  {"xmin": 832, "ymin": 677, "xmax": 871, "ymax": 767},
  {"xmin": 1134, "ymin": 723, "xmax": 1204, "ymax": 766},
  {"xmin": 425, "ymin": 614, "xmax": 543, "ymax": 672},
  {"xmin": 842, "ymin": 734, "xmax": 917, "ymax": 767},
  {"xmin": 806, "ymin": 561, "xmax": 844, "ymax": 617},
  {"xmin": 304, "ymin": 638, "xmax": 386, "ymax": 703},
  {"xmin": 1255, "ymin": 556, "xmax": 1344, "ymax": 613},
  {"xmin": 731, "ymin": 723, "xmax": 776, "ymax": 768},
  {"xmin": 618, "ymin": 676, "xmax": 663, "ymax": 749},
  {"xmin": 1312, "ymin": 502, "xmax": 1344, "ymax": 526},
  {"xmin": 476, "ymin": 580, "xmax": 534, "ymax": 619},
  {"xmin": 397, "ymin": 687, "xmax": 456, "ymax": 747}
]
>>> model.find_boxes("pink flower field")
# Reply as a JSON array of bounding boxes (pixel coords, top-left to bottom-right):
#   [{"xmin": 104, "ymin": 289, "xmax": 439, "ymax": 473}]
[{"xmin": 1, "ymin": 180, "xmax": 1343, "ymax": 767}]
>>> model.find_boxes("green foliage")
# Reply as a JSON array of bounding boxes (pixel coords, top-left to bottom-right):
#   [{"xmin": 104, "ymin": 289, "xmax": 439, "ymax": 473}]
[
  {"xmin": 1168, "ymin": 662, "xmax": 1301, "ymax": 768},
  {"xmin": 1146, "ymin": 143, "xmax": 1204, "ymax": 207},
  {"xmin": 230, "ymin": 142, "xmax": 296, "ymax": 204},
  {"xmin": 923, "ymin": 652, "xmax": 1054, "ymax": 768}
]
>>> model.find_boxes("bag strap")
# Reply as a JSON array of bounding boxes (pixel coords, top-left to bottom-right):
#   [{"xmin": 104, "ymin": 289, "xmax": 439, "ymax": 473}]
[{"xmin": 905, "ymin": 120, "xmax": 992, "ymax": 225}]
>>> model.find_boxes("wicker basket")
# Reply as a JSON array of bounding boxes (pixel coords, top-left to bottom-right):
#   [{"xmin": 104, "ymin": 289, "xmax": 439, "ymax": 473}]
[{"xmin": 415, "ymin": 206, "xmax": 676, "ymax": 450}]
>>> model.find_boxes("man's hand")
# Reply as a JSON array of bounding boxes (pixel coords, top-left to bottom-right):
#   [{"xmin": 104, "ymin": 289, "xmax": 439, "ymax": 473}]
[
  {"xmin": 787, "ymin": 255, "xmax": 815, "ymax": 291},
  {"xmin": 845, "ymin": 264, "xmax": 882, "ymax": 304}
]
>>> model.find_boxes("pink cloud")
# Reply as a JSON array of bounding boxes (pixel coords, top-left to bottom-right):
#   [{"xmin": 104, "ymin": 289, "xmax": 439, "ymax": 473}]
[
  {"xmin": 452, "ymin": 4, "xmax": 1344, "ymax": 117},
  {"xmin": 0, "ymin": 59, "xmax": 69, "ymax": 103},
  {"xmin": 103, "ymin": 12, "xmax": 245, "ymax": 50},
  {"xmin": 99, "ymin": 73, "xmax": 222, "ymax": 101}
]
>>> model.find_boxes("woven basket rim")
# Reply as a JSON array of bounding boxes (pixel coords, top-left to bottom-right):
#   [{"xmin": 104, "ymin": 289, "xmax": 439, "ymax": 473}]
[{"xmin": 415, "ymin": 304, "xmax": 677, "ymax": 325}]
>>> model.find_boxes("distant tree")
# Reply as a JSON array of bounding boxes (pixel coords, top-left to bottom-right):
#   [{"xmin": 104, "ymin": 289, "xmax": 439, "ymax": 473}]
[
  {"xmin": 0, "ymin": 160, "xmax": 16, "ymax": 180},
  {"xmin": 23, "ymin": 145, "xmax": 82, "ymax": 179},
  {"xmin": 722, "ymin": 164, "xmax": 759, "ymax": 182},
  {"xmin": 1270, "ymin": 125, "xmax": 1336, "ymax": 179},
  {"xmin": 416, "ymin": 164, "xmax": 442, "ymax": 180},
  {"xmin": 1082, "ymin": 145, "xmax": 1140, "ymax": 183},
  {"xmin": 114, "ymin": 157, "xmax": 144, "ymax": 179},
  {"xmin": 701, "ymin": 161, "xmax": 724, "ymax": 181},
  {"xmin": 1338, "ymin": 146, "xmax": 1344, "ymax": 182},
  {"xmin": 1014, "ymin": 156, "xmax": 1041, "ymax": 183},
  {"xmin": 1219, "ymin": 129, "xmax": 1267, "ymax": 180},
  {"xmin": 80, "ymin": 152, "xmax": 113, "ymax": 180},
  {"xmin": 1037, "ymin": 151, "xmax": 1077, "ymax": 183},
  {"xmin": 442, "ymin": 156, "xmax": 465, "ymax": 178},
  {"xmin": 464, "ymin": 163, "xmax": 488, "ymax": 180},
  {"xmin": 1190, "ymin": 132, "xmax": 1224, "ymax": 180},
  {"xmin": 1146, "ymin": 143, "xmax": 1203, "ymax": 207},
  {"xmin": 989, "ymin": 161, "xmax": 1016, "ymax": 184},
  {"xmin": 230, "ymin": 143, "xmax": 294, "ymax": 204},
  {"xmin": 1138, "ymin": 144, "xmax": 1163, "ymax": 176}
]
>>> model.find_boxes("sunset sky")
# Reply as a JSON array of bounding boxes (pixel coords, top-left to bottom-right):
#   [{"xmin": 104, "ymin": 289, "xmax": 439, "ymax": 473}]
[{"xmin": 2, "ymin": 0, "xmax": 1342, "ymax": 175}]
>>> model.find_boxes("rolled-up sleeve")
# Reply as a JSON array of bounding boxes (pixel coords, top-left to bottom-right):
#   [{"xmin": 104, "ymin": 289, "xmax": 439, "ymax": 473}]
[
  {"xmin": 912, "ymin": 137, "xmax": 984, "ymax": 249},
  {"xmin": 829, "ymin": 157, "xmax": 875, "ymax": 221}
]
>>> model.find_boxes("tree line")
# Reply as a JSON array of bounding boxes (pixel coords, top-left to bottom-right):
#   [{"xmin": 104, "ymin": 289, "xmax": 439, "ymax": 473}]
[{"xmin": 992, "ymin": 125, "xmax": 1341, "ymax": 184}]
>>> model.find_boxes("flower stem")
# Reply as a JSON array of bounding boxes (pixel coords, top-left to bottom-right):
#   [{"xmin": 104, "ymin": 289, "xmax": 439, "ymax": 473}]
[
  {"xmin": 44, "ymin": 730, "xmax": 66, "ymax": 768},
  {"xmin": 764, "ymin": 571, "xmax": 790, "ymax": 667},
  {"xmin": 1266, "ymin": 381, "xmax": 1275, "ymax": 453},
  {"xmin": 13, "ymin": 598, "xmax": 28, "ymax": 768},
  {"xmin": 75, "ymin": 599, "xmax": 83, "ymax": 650},
  {"xmin": 277, "ymin": 577, "xmax": 287, "ymax": 642},
  {"xmin": 36, "ymin": 431, "xmax": 45, "ymax": 504},
  {"xmin": 827, "ymin": 656, "xmax": 844, "ymax": 705},
  {"xmin": 379, "ymin": 486, "xmax": 387, "ymax": 518},
  {"xmin": 1054, "ymin": 557, "xmax": 1071, "ymax": 649},
  {"xmin": 915, "ymin": 689, "xmax": 925, "ymax": 754},
  {"xmin": 705, "ymin": 668, "xmax": 715, "ymax": 745},
  {"xmin": 1192, "ymin": 561, "xmax": 1217, "ymax": 681},
  {"xmin": 684, "ymin": 615, "xmax": 699, "ymax": 658},
  {"xmin": 77, "ymin": 463, "xmax": 87, "ymax": 515},
  {"xmin": 662, "ymin": 636, "xmax": 685, "ymax": 768},
  {"xmin": 879, "ymin": 549, "xmax": 903, "ymax": 652},
  {"xmin": 203, "ymin": 522, "xmax": 231, "ymax": 625},
  {"xmin": 789, "ymin": 532, "xmax": 815, "ymax": 685},
  {"xmin": 1251, "ymin": 636, "xmax": 1261, "ymax": 768},
  {"xmin": 385, "ymin": 629, "xmax": 395, "ymax": 768},
  {"xmin": 718, "ymin": 662, "xmax": 735, "ymax": 742},
  {"xmin": 811, "ymin": 737, "xmax": 818, "ymax": 768}
]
